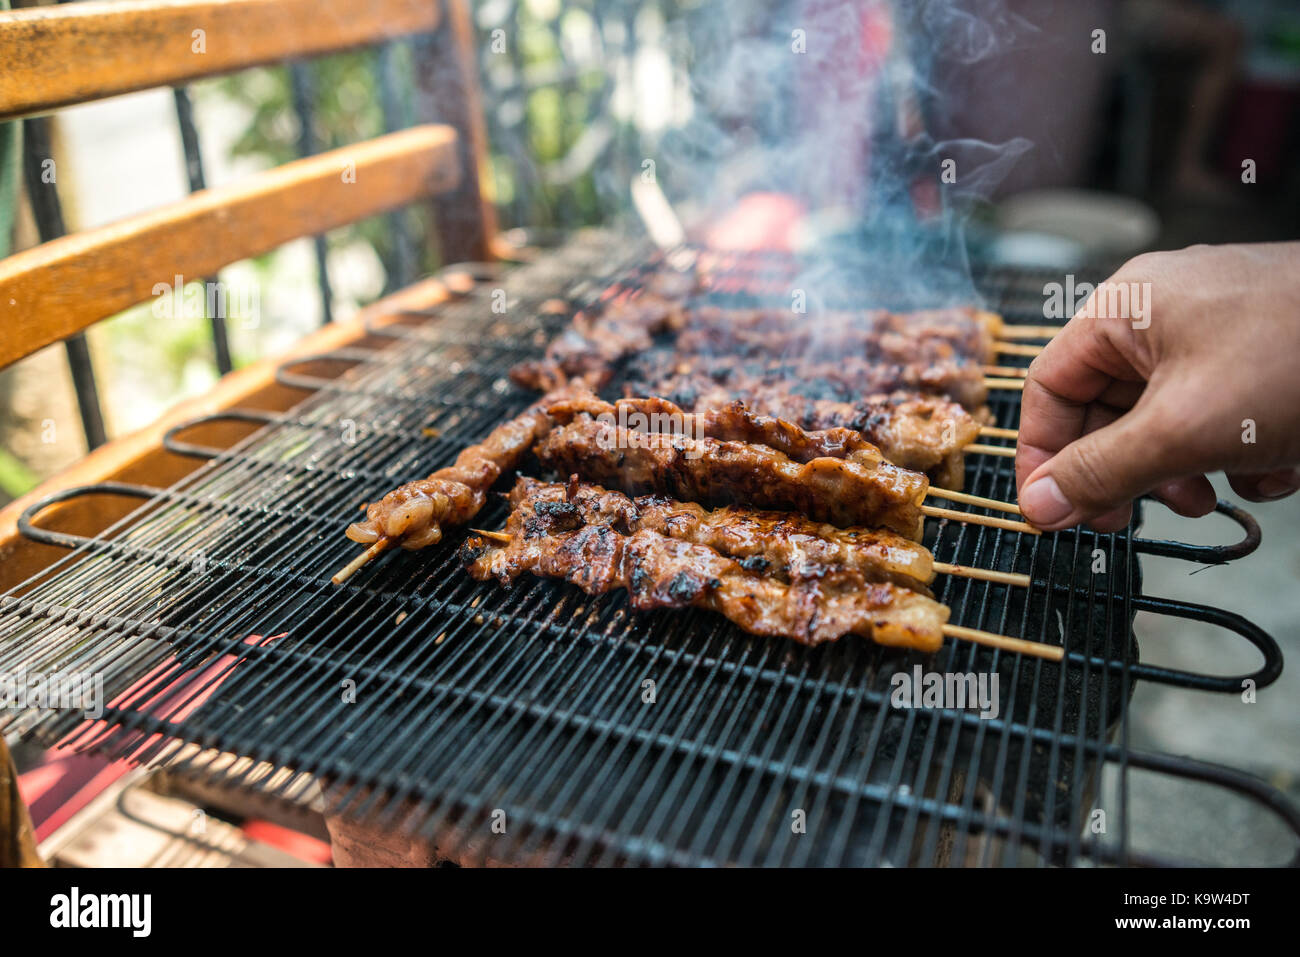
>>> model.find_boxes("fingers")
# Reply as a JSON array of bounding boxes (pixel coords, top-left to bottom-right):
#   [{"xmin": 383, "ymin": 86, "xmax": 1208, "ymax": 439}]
[
  {"xmin": 1226, "ymin": 468, "xmax": 1300, "ymax": 502},
  {"xmin": 1017, "ymin": 396, "xmax": 1195, "ymax": 530},
  {"xmin": 1016, "ymin": 313, "xmax": 1141, "ymax": 496},
  {"xmin": 1086, "ymin": 503, "xmax": 1134, "ymax": 534},
  {"xmin": 1152, "ymin": 475, "xmax": 1218, "ymax": 517}
]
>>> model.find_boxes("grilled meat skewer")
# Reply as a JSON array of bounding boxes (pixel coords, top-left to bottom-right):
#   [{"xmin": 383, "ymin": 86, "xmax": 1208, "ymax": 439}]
[
  {"xmin": 461, "ymin": 482, "xmax": 949, "ymax": 650},
  {"xmin": 533, "ymin": 413, "xmax": 928, "ymax": 540},
  {"xmin": 503, "ymin": 476, "xmax": 934, "ymax": 591},
  {"xmin": 510, "ymin": 294, "xmax": 687, "ymax": 391},
  {"xmin": 341, "ymin": 384, "xmax": 589, "ymax": 556},
  {"xmin": 627, "ymin": 349, "xmax": 988, "ymax": 412},
  {"xmin": 543, "ymin": 392, "xmax": 893, "ymax": 465},
  {"xmin": 673, "ymin": 305, "xmax": 1001, "ymax": 365},
  {"xmin": 636, "ymin": 378, "xmax": 980, "ymax": 488},
  {"xmin": 337, "ymin": 388, "xmax": 932, "ymax": 578}
]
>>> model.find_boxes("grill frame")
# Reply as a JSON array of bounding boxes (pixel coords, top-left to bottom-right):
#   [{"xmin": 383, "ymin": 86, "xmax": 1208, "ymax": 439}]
[{"xmin": 2, "ymin": 231, "xmax": 1295, "ymax": 867}]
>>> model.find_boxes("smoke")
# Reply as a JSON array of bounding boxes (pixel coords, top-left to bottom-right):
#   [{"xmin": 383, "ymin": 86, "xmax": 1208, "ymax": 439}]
[{"xmin": 646, "ymin": 0, "xmax": 1039, "ymax": 309}]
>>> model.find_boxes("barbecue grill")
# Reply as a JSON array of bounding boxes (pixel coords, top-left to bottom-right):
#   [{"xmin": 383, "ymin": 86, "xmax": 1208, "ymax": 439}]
[
  {"xmin": 3, "ymin": 230, "xmax": 1295, "ymax": 867},
  {"xmin": 2, "ymin": 0, "xmax": 1297, "ymax": 869}
]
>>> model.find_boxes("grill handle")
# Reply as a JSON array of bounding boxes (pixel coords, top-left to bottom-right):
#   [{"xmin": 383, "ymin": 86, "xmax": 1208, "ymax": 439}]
[
  {"xmin": 162, "ymin": 409, "xmax": 282, "ymax": 459},
  {"xmin": 17, "ymin": 481, "xmax": 161, "ymax": 551},
  {"xmin": 1124, "ymin": 593, "xmax": 1284, "ymax": 691},
  {"xmin": 274, "ymin": 347, "xmax": 380, "ymax": 392},
  {"xmin": 1132, "ymin": 499, "xmax": 1261, "ymax": 563}
]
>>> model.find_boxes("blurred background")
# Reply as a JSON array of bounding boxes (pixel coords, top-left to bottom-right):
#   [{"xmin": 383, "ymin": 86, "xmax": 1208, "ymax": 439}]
[{"xmin": 2, "ymin": 0, "xmax": 1298, "ymax": 864}]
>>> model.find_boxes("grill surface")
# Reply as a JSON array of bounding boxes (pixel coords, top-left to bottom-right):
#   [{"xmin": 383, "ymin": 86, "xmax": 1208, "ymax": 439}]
[{"xmin": 3, "ymin": 230, "xmax": 1295, "ymax": 866}]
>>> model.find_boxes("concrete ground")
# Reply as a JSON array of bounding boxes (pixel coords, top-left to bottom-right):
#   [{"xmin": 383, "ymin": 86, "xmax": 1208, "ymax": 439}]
[{"xmin": 1102, "ymin": 478, "xmax": 1299, "ymax": 865}]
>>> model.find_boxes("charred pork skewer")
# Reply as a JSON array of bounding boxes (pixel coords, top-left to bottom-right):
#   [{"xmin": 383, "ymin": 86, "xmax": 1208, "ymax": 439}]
[
  {"xmin": 673, "ymin": 305, "xmax": 1002, "ymax": 365},
  {"xmin": 507, "ymin": 286, "xmax": 1019, "ymax": 486},
  {"xmin": 331, "ymin": 384, "xmax": 591, "ymax": 583},
  {"xmin": 459, "ymin": 483, "xmax": 950, "ymax": 651},
  {"xmin": 531, "ymin": 413, "xmax": 1035, "ymax": 537},
  {"xmin": 634, "ymin": 377, "xmax": 980, "ymax": 488},
  {"xmin": 541, "ymin": 392, "xmax": 1029, "ymax": 527},
  {"xmin": 510, "ymin": 294, "xmax": 687, "ymax": 391},
  {"xmin": 501, "ymin": 476, "xmax": 935, "ymax": 591},
  {"xmin": 626, "ymin": 349, "xmax": 990, "ymax": 412},
  {"xmin": 334, "ymin": 389, "xmax": 1034, "ymax": 582},
  {"xmin": 464, "ymin": 479, "xmax": 1059, "ymax": 659},
  {"xmin": 533, "ymin": 413, "xmax": 929, "ymax": 540},
  {"xmin": 544, "ymin": 392, "xmax": 896, "ymax": 465}
]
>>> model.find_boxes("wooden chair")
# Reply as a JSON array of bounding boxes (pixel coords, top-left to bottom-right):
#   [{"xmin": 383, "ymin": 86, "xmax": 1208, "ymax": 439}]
[{"xmin": 0, "ymin": 0, "xmax": 502, "ymax": 589}]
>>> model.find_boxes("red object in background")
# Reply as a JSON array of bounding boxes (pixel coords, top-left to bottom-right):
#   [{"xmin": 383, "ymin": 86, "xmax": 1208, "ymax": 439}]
[
  {"xmin": 242, "ymin": 819, "xmax": 333, "ymax": 865},
  {"xmin": 18, "ymin": 632, "xmax": 290, "ymax": 846},
  {"xmin": 1218, "ymin": 79, "xmax": 1300, "ymax": 184},
  {"xmin": 794, "ymin": 0, "xmax": 895, "ymax": 212},
  {"xmin": 702, "ymin": 192, "xmax": 807, "ymax": 251}
]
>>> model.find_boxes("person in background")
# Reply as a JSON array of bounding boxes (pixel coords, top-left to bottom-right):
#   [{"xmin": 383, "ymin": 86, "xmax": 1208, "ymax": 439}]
[
  {"xmin": 1016, "ymin": 241, "xmax": 1300, "ymax": 531},
  {"xmin": 1124, "ymin": 0, "xmax": 1246, "ymax": 201}
]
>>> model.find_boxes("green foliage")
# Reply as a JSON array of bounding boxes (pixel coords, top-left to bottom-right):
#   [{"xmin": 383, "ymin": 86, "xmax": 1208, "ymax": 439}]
[{"xmin": 211, "ymin": 49, "xmax": 425, "ymax": 279}]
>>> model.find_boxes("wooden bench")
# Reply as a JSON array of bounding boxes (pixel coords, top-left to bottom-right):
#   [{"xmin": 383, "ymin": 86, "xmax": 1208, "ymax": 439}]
[{"xmin": 0, "ymin": 0, "xmax": 502, "ymax": 591}]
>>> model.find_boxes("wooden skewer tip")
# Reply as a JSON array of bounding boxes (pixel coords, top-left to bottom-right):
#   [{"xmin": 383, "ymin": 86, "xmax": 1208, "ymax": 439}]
[
  {"xmin": 998, "ymin": 324, "xmax": 1063, "ymax": 340},
  {"xmin": 984, "ymin": 377, "xmax": 1026, "ymax": 391},
  {"xmin": 921, "ymin": 504, "xmax": 1040, "ymax": 535},
  {"xmin": 926, "ymin": 487, "xmax": 1023, "ymax": 516},
  {"xmin": 993, "ymin": 341, "xmax": 1044, "ymax": 357},
  {"xmin": 943, "ymin": 623, "xmax": 1064, "ymax": 661},
  {"xmin": 966, "ymin": 442, "xmax": 1017, "ymax": 458},
  {"xmin": 331, "ymin": 537, "xmax": 393, "ymax": 584},
  {"xmin": 933, "ymin": 562, "xmax": 1030, "ymax": 588},
  {"xmin": 978, "ymin": 426, "xmax": 1019, "ymax": 439}
]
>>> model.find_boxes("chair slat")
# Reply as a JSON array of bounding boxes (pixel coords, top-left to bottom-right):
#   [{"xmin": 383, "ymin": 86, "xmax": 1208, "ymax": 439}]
[
  {"xmin": 0, "ymin": 0, "xmax": 442, "ymax": 121},
  {"xmin": 0, "ymin": 124, "xmax": 460, "ymax": 369}
]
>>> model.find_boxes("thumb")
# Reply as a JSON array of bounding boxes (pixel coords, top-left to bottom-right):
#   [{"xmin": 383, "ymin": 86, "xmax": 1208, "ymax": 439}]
[{"xmin": 1019, "ymin": 400, "xmax": 1188, "ymax": 530}]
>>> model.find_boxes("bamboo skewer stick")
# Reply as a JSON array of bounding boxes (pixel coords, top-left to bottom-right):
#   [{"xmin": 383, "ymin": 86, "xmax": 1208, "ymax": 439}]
[
  {"xmin": 331, "ymin": 537, "xmax": 393, "ymax": 584},
  {"xmin": 998, "ymin": 324, "xmax": 1063, "ymax": 339},
  {"xmin": 993, "ymin": 342, "xmax": 1044, "ymax": 357},
  {"xmin": 932, "ymin": 562, "xmax": 1030, "ymax": 588},
  {"xmin": 921, "ymin": 504, "xmax": 1039, "ymax": 535},
  {"xmin": 984, "ymin": 377, "xmax": 1026, "ymax": 391},
  {"xmin": 942, "ymin": 624, "xmax": 1064, "ymax": 661},
  {"xmin": 978, "ymin": 426, "xmax": 1019, "ymax": 439},
  {"xmin": 967, "ymin": 443, "xmax": 1016, "ymax": 458},
  {"xmin": 925, "ymin": 487, "xmax": 1023, "ymax": 515},
  {"xmin": 982, "ymin": 365, "xmax": 1029, "ymax": 378}
]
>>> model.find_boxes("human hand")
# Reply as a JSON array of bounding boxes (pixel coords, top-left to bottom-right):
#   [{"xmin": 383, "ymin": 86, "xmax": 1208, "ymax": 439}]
[{"xmin": 1015, "ymin": 242, "xmax": 1300, "ymax": 532}]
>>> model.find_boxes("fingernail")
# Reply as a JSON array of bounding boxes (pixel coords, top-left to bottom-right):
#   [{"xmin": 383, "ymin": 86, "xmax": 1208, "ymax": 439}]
[
  {"xmin": 1254, "ymin": 468, "xmax": 1300, "ymax": 500},
  {"xmin": 1020, "ymin": 476, "xmax": 1074, "ymax": 526}
]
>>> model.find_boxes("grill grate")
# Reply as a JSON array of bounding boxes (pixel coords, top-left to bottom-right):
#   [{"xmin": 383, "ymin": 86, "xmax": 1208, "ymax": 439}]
[{"xmin": 2, "ymin": 231, "xmax": 1295, "ymax": 866}]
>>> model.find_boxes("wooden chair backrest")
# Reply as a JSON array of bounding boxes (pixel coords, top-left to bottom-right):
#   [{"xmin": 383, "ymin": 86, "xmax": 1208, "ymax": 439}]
[{"xmin": 0, "ymin": 0, "xmax": 495, "ymax": 371}]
